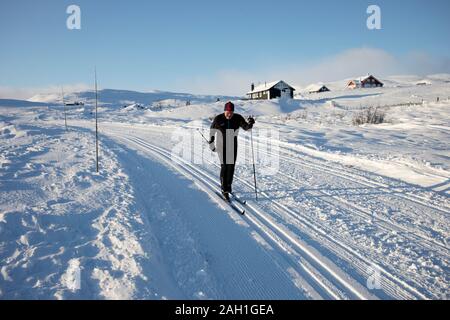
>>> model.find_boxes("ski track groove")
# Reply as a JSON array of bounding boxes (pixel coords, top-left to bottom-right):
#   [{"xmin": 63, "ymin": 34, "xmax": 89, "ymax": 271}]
[
  {"xmin": 249, "ymin": 149, "xmax": 449, "ymax": 255},
  {"xmin": 263, "ymin": 147, "xmax": 450, "ymax": 225},
  {"xmin": 253, "ymin": 135, "xmax": 450, "ymax": 215}
]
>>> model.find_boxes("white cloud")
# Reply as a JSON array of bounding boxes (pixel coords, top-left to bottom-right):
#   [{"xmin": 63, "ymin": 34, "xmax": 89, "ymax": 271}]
[
  {"xmin": 172, "ymin": 70, "xmax": 256, "ymax": 96},
  {"xmin": 289, "ymin": 47, "xmax": 400, "ymax": 83}
]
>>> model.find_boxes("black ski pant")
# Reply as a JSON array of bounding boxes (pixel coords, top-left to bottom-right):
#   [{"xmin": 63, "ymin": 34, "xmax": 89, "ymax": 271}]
[{"xmin": 220, "ymin": 164, "xmax": 235, "ymax": 193}]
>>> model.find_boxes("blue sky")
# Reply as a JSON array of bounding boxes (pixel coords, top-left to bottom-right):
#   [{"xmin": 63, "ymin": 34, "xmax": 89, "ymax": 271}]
[{"xmin": 1, "ymin": 0, "xmax": 449, "ymax": 97}]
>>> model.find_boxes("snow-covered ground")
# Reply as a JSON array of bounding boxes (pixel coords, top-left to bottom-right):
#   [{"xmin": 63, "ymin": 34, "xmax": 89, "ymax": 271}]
[{"xmin": 0, "ymin": 75, "xmax": 449, "ymax": 299}]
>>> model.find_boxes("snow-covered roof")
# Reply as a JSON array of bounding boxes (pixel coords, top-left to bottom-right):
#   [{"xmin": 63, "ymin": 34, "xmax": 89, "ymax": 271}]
[
  {"xmin": 247, "ymin": 80, "xmax": 295, "ymax": 94},
  {"xmin": 305, "ymin": 83, "xmax": 329, "ymax": 92},
  {"xmin": 348, "ymin": 75, "xmax": 383, "ymax": 84}
]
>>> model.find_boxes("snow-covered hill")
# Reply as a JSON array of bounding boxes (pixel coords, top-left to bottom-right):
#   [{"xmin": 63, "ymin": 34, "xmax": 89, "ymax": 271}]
[{"xmin": 29, "ymin": 88, "xmax": 239, "ymax": 108}]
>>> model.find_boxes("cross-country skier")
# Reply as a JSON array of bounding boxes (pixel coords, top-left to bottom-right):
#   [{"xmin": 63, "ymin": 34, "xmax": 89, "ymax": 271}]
[{"xmin": 209, "ymin": 101, "xmax": 255, "ymax": 201}]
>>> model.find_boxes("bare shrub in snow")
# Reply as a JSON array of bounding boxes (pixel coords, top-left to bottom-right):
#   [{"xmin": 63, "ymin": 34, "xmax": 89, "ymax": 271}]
[
  {"xmin": 352, "ymin": 107, "xmax": 386, "ymax": 125},
  {"xmin": 331, "ymin": 111, "xmax": 345, "ymax": 120},
  {"xmin": 280, "ymin": 110, "xmax": 308, "ymax": 122}
]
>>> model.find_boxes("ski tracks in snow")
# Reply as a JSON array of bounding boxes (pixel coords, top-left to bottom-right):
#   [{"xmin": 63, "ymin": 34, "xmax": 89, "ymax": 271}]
[
  {"xmin": 104, "ymin": 132, "xmax": 311, "ymax": 299},
  {"xmin": 107, "ymin": 130, "xmax": 375, "ymax": 299},
  {"xmin": 103, "ymin": 124, "xmax": 448, "ymax": 300}
]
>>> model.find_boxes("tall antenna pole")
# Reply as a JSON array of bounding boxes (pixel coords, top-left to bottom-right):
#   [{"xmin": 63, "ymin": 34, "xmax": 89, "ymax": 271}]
[
  {"xmin": 95, "ymin": 67, "xmax": 99, "ymax": 173},
  {"xmin": 61, "ymin": 86, "xmax": 67, "ymax": 131}
]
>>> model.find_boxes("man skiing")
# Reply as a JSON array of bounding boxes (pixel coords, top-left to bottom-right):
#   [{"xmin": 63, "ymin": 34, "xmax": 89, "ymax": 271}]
[{"xmin": 209, "ymin": 101, "xmax": 255, "ymax": 201}]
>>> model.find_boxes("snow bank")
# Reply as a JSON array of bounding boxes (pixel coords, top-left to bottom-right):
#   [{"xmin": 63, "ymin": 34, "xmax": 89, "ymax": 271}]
[{"xmin": 0, "ymin": 123, "xmax": 176, "ymax": 299}]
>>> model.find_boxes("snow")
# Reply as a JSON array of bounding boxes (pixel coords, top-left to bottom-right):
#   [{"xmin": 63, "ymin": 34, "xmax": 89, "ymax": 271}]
[{"xmin": 0, "ymin": 74, "xmax": 449, "ymax": 299}]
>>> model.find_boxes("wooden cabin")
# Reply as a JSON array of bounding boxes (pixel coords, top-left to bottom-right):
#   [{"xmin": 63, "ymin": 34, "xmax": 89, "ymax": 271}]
[
  {"xmin": 347, "ymin": 75, "xmax": 383, "ymax": 89},
  {"xmin": 305, "ymin": 84, "xmax": 330, "ymax": 94},
  {"xmin": 247, "ymin": 80, "xmax": 295, "ymax": 100},
  {"xmin": 416, "ymin": 80, "xmax": 431, "ymax": 86}
]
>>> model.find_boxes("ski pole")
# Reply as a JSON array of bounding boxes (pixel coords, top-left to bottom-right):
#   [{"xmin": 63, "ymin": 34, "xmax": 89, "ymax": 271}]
[
  {"xmin": 249, "ymin": 116, "xmax": 258, "ymax": 201},
  {"xmin": 197, "ymin": 128, "xmax": 216, "ymax": 154},
  {"xmin": 197, "ymin": 128, "xmax": 210, "ymax": 144}
]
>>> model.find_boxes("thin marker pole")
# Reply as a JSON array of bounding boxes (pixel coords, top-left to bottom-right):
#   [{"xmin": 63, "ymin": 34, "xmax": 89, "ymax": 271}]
[
  {"xmin": 95, "ymin": 68, "xmax": 99, "ymax": 173},
  {"xmin": 62, "ymin": 86, "xmax": 67, "ymax": 131}
]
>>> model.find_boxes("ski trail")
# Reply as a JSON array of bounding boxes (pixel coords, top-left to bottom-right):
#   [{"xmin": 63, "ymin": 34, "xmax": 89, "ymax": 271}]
[
  {"xmin": 184, "ymin": 123, "xmax": 449, "ymax": 213},
  {"xmin": 196, "ymin": 139, "xmax": 438, "ymax": 299},
  {"xmin": 248, "ymin": 143, "xmax": 449, "ymax": 253},
  {"xmin": 67, "ymin": 121, "xmax": 448, "ymax": 299},
  {"xmin": 109, "ymin": 132, "xmax": 377, "ymax": 300},
  {"xmin": 125, "ymin": 131, "xmax": 437, "ymax": 300},
  {"xmin": 252, "ymin": 134, "xmax": 450, "ymax": 214},
  {"xmin": 102, "ymin": 132, "xmax": 311, "ymax": 299}
]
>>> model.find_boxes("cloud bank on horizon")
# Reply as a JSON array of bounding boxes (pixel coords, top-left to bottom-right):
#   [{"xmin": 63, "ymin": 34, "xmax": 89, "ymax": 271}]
[{"xmin": 173, "ymin": 47, "xmax": 450, "ymax": 96}]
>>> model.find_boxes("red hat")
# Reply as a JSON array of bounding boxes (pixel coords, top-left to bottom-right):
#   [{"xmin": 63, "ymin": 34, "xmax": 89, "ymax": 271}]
[{"xmin": 224, "ymin": 101, "xmax": 234, "ymax": 111}]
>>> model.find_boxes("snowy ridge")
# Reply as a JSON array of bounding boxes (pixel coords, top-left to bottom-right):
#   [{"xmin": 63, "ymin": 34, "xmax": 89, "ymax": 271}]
[{"xmin": 28, "ymin": 88, "xmax": 239, "ymax": 108}]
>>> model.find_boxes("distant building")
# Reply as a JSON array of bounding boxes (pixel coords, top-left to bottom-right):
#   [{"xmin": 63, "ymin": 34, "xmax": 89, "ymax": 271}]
[
  {"xmin": 305, "ymin": 84, "xmax": 330, "ymax": 94},
  {"xmin": 347, "ymin": 75, "xmax": 383, "ymax": 89},
  {"xmin": 247, "ymin": 80, "xmax": 295, "ymax": 100},
  {"xmin": 64, "ymin": 101, "xmax": 84, "ymax": 106},
  {"xmin": 416, "ymin": 80, "xmax": 431, "ymax": 86}
]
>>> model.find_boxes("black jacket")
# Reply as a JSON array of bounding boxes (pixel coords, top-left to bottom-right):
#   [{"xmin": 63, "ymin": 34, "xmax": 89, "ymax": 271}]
[{"xmin": 209, "ymin": 113, "xmax": 253, "ymax": 164}]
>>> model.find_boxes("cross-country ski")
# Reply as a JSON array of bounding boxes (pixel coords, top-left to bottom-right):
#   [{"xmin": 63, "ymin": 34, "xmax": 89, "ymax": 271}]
[{"xmin": 215, "ymin": 191, "xmax": 245, "ymax": 215}]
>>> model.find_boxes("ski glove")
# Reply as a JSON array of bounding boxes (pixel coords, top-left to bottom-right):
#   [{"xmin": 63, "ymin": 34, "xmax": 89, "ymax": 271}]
[
  {"xmin": 248, "ymin": 117, "xmax": 255, "ymax": 125},
  {"xmin": 209, "ymin": 142, "xmax": 216, "ymax": 152}
]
